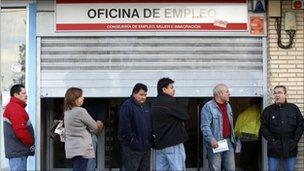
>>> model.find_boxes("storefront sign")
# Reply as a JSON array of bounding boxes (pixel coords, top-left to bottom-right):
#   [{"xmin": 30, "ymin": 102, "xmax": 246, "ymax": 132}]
[
  {"xmin": 250, "ymin": 15, "xmax": 264, "ymax": 35},
  {"xmin": 292, "ymin": 0, "xmax": 304, "ymax": 10},
  {"xmin": 56, "ymin": 0, "xmax": 248, "ymax": 31}
]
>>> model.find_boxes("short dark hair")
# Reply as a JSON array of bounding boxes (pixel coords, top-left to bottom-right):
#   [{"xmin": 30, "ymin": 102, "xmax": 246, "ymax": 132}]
[
  {"xmin": 10, "ymin": 84, "xmax": 25, "ymax": 97},
  {"xmin": 157, "ymin": 77, "xmax": 174, "ymax": 95},
  {"xmin": 132, "ymin": 83, "xmax": 148, "ymax": 94},
  {"xmin": 274, "ymin": 85, "xmax": 287, "ymax": 94}
]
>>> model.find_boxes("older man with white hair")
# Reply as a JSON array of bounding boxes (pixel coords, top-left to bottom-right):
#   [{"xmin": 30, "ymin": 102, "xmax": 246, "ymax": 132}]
[{"xmin": 200, "ymin": 84, "xmax": 236, "ymax": 171}]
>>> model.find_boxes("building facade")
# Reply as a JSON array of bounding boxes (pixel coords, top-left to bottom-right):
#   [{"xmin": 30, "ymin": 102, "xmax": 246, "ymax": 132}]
[
  {"xmin": 268, "ymin": 0, "xmax": 304, "ymax": 169},
  {"xmin": 1, "ymin": 0, "xmax": 303, "ymax": 170}
]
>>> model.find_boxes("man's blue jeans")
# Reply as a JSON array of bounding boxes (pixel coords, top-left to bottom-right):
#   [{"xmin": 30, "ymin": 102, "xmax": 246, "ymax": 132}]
[
  {"xmin": 206, "ymin": 139, "xmax": 235, "ymax": 171},
  {"xmin": 155, "ymin": 143, "xmax": 186, "ymax": 171},
  {"xmin": 9, "ymin": 156, "xmax": 27, "ymax": 171},
  {"xmin": 268, "ymin": 157, "xmax": 296, "ymax": 171},
  {"xmin": 87, "ymin": 134, "xmax": 98, "ymax": 171}
]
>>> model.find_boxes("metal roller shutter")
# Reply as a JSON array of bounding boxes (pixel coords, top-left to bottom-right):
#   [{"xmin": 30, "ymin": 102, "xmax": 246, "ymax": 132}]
[{"xmin": 40, "ymin": 37, "xmax": 263, "ymax": 97}]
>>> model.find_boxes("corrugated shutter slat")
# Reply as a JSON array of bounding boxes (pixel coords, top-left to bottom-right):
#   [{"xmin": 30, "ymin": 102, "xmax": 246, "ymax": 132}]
[{"xmin": 40, "ymin": 37, "xmax": 263, "ymax": 97}]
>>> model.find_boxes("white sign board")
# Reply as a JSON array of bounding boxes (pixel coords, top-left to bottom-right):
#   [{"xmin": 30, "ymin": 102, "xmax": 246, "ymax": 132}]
[{"xmin": 56, "ymin": 0, "xmax": 248, "ymax": 31}]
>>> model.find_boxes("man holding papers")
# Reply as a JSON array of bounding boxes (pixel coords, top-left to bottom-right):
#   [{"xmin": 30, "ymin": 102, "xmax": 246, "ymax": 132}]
[{"xmin": 201, "ymin": 84, "xmax": 236, "ymax": 171}]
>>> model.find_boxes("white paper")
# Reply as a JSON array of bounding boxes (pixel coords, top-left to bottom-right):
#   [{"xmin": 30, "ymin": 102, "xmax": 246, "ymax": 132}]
[
  {"xmin": 235, "ymin": 139, "xmax": 242, "ymax": 153},
  {"xmin": 212, "ymin": 139, "xmax": 229, "ymax": 153},
  {"xmin": 213, "ymin": 20, "xmax": 228, "ymax": 28}
]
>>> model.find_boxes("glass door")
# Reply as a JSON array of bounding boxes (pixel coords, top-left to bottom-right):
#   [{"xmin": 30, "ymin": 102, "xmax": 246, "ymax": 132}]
[{"xmin": 1, "ymin": 6, "xmax": 27, "ymax": 170}]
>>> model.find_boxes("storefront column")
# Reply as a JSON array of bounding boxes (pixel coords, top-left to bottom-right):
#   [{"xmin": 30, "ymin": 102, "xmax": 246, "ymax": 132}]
[
  {"xmin": 262, "ymin": 37, "xmax": 269, "ymax": 171},
  {"xmin": 26, "ymin": 2, "xmax": 37, "ymax": 170}
]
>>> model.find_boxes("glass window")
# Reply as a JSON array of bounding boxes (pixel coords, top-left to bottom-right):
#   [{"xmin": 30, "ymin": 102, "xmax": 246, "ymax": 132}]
[
  {"xmin": 0, "ymin": 7, "xmax": 27, "ymax": 170},
  {"xmin": 1, "ymin": 8, "xmax": 27, "ymax": 91}
]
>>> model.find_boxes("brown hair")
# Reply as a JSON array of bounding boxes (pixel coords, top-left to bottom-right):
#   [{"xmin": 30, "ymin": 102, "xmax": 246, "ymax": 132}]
[{"xmin": 63, "ymin": 87, "xmax": 83, "ymax": 111}]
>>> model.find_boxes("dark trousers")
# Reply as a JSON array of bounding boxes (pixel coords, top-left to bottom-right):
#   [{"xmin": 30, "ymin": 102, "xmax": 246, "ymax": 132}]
[
  {"xmin": 122, "ymin": 145, "xmax": 151, "ymax": 171},
  {"xmin": 240, "ymin": 140, "xmax": 260, "ymax": 171},
  {"xmin": 72, "ymin": 156, "xmax": 88, "ymax": 171}
]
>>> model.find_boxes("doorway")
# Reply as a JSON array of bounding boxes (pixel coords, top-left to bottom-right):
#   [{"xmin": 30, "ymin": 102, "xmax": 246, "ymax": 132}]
[{"xmin": 41, "ymin": 97, "xmax": 262, "ymax": 170}]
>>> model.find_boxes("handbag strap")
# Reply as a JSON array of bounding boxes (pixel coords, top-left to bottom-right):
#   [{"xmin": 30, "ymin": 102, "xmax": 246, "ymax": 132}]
[
  {"xmin": 59, "ymin": 113, "xmax": 64, "ymax": 120},
  {"xmin": 59, "ymin": 113, "xmax": 64, "ymax": 127}
]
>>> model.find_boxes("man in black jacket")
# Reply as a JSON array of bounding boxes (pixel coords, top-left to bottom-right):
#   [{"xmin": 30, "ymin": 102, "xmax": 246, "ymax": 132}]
[
  {"xmin": 151, "ymin": 77, "xmax": 189, "ymax": 170},
  {"xmin": 260, "ymin": 85, "xmax": 304, "ymax": 171}
]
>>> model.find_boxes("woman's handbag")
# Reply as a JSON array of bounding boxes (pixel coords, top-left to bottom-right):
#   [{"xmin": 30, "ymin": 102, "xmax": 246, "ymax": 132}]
[{"xmin": 50, "ymin": 114, "xmax": 66, "ymax": 142}]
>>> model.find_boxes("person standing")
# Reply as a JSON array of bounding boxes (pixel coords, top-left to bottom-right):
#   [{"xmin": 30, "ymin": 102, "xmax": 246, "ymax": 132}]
[
  {"xmin": 260, "ymin": 85, "xmax": 304, "ymax": 171},
  {"xmin": 201, "ymin": 83, "xmax": 236, "ymax": 171},
  {"xmin": 151, "ymin": 78, "xmax": 189, "ymax": 170},
  {"xmin": 3, "ymin": 84, "xmax": 35, "ymax": 171},
  {"xmin": 235, "ymin": 98, "xmax": 262, "ymax": 171},
  {"xmin": 84, "ymin": 100, "xmax": 108, "ymax": 171},
  {"xmin": 63, "ymin": 87, "xmax": 102, "ymax": 171},
  {"xmin": 118, "ymin": 83, "xmax": 151, "ymax": 171}
]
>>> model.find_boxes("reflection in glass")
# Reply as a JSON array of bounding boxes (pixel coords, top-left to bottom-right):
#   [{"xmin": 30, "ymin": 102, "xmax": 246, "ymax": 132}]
[
  {"xmin": 0, "ymin": 8, "xmax": 27, "ymax": 170},
  {"xmin": 1, "ymin": 8, "xmax": 26, "ymax": 91}
]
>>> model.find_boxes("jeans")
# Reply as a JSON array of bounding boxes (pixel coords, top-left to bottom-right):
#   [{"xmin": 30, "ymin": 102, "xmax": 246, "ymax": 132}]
[
  {"xmin": 122, "ymin": 144, "xmax": 151, "ymax": 171},
  {"xmin": 206, "ymin": 139, "xmax": 235, "ymax": 171},
  {"xmin": 87, "ymin": 134, "xmax": 98, "ymax": 171},
  {"xmin": 72, "ymin": 156, "xmax": 88, "ymax": 171},
  {"xmin": 155, "ymin": 143, "xmax": 186, "ymax": 171},
  {"xmin": 9, "ymin": 156, "xmax": 27, "ymax": 171},
  {"xmin": 268, "ymin": 157, "xmax": 296, "ymax": 171}
]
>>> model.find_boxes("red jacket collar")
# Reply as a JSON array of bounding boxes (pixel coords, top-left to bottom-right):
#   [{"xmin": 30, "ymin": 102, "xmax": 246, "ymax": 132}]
[{"xmin": 10, "ymin": 96, "xmax": 27, "ymax": 108}]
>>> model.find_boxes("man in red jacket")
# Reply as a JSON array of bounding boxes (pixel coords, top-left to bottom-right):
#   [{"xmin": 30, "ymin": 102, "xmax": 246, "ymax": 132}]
[{"xmin": 3, "ymin": 84, "xmax": 35, "ymax": 171}]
